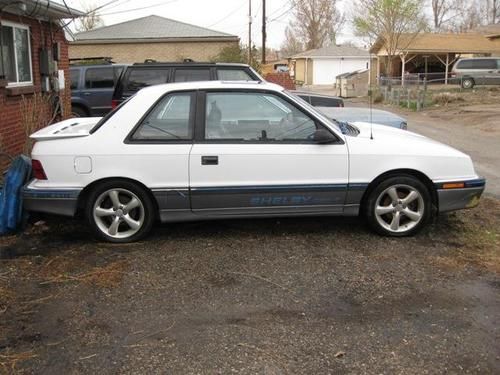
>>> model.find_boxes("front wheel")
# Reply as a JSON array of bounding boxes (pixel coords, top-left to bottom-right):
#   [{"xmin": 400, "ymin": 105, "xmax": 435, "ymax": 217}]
[
  {"xmin": 86, "ymin": 181, "xmax": 155, "ymax": 242},
  {"xmin": 365, "ymin": 176, "xmax": 432, "ymax": 237}
]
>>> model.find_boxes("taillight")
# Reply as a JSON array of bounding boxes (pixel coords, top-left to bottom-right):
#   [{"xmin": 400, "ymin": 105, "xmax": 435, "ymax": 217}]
[
  {"xmin": 32, "ymin": 159, "xmax": 47, "ymax": 180},
  {"xmin": 111, "ymin": 99, "xmax": 120, "ymax": 109}
]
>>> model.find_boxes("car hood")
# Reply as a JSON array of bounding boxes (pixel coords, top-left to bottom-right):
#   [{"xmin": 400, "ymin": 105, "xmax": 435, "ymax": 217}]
[
  {"xmin": 347, "ymin": 121, "xmax": 468, "ymax": 157},
  {"xmin": 317, "ymin": 107, "xmax": 406, "ymax": 129},
  {"xmin": 30, "ymin": 117, "xmax": 102, "ymax": 141}
]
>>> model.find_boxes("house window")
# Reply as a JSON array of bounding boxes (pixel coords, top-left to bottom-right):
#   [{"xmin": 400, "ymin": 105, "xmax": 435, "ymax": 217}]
[{"xmin": 0, "ymin": 22, "xmax": 33, "ymax": 86}]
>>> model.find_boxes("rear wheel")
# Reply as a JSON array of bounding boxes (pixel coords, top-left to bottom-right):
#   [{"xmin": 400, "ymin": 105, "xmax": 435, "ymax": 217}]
[
  {"xmin": 365, "ymin": 175, "xmax": 432, "ymax": 237},
  {"xmin": 71, "ymin": 105, "xmax": 89, "ymax": 117},
  {"xmin": 461, "ymin": 77, "xmax": 474, "ymax": 89},
  {"xmin": 86, "ymin": 181, "xmax": 155, "ymax": 242}
]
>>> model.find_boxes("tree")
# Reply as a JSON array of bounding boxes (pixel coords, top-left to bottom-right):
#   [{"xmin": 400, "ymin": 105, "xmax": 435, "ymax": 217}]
[
  {"xmin": 353, "ymin": 0, "xmax": 427, "ymax": 78},
  {"xmin": 430, "ymin": 0, "xmax": 456, "ymax": 30},
  {"xmin": 486, "ymin": 0, "xmax": 499, "ymax": 23},
  {"xmin": 280, "ymin": 26, "xmax": 304, "ymax": 57},
  {"xmin": 287, "ymin": 0, "xmax": 345, "ymax": 51},
  {"xmin": 76, "ymin": 2, "xmax": 104, "ymax": 32},
  {"xmin": 210, "ymin": 44, "xmax": 261, "ymax": 72}
]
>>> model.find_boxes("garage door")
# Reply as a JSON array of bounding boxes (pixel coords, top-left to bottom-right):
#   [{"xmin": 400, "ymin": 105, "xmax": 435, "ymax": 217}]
[
  {"xmin": 313, "ymin": 59, "xmax": 341, "ymax": 85},
  {"xmin": 313, "ymin": 58, "xmax": 369, "ymax": 85}
]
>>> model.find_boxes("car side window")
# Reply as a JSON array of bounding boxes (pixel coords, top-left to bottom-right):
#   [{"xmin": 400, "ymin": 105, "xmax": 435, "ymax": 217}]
[
  {"xmin": 131, "ymin": 92, "xmax": 193, "ymax": 141},
  {"xmin": 216, "ymin": 69, "xmax": 252, "ymax": 81},
  {"xmin": 174, "ymin": 68, "xmax": 211, "ymax": 82},
  {"xmin": 85, "ymin": 67, "xmax": 114, "ymax": 89},
  {"xmin": 205, "ymin": 92, "xmax": 318, "ymax": 142},
  {"xmin": 310, "ymin": 96, "xmax": 341, "ymax": 107},
  {"xmin": 70, "ymin": 69, "xmax": 80, "ymax": 90},
  {"xmin": 126, "ymin": 69, "xmax": 169, "ymax": 90}
]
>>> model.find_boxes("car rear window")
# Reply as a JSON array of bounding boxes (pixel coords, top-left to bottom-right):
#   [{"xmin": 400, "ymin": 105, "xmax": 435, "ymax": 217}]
[
  {"xmin": 457, "ymin": 59, "xmax": 497, "ymax": 70},
  {"xmin": 173, "ymin": 68, "xmax": 210, "ymax": 82},
  {"xmin": 85, "ymin": 67, "xmax": 114, "ymax": 89},
  {"xmin": 126, "ymin": 68, "xmax": 169, "ymax": 91},
  {"xmin": 217, "ymin": 69, "xmax": 252, "ymax": 81}
]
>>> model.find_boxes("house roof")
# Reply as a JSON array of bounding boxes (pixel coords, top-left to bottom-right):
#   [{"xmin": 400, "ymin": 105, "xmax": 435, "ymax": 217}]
[
  {"xmin": 0, "ymin": 0, "xmax": 84, "ymax": 19},
  {"xmin": 74, "ymin": 15, "xmax": 238, "ymax": 43},
  {"xmin": 370, "ymin": 32, "xmax": 500, "ymax": 55},
  {"xmin": 471, "ymin": 24, "xmax": 500, "ymax": 38},
  {"xmin": 291, "ymin": 45, "xmax": 369, "ymax": 59}
]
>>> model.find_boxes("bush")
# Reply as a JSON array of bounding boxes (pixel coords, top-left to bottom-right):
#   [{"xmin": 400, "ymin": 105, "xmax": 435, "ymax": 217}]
[{"xmin": 432, "ymin": 92, "xmax": 464, "ymax": 106}]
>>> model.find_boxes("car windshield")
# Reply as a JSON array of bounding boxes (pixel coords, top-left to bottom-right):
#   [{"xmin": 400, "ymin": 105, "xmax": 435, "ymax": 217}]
[{"xmin": 284, "ymin": 90, "xmax": 342, "ymax": 133}]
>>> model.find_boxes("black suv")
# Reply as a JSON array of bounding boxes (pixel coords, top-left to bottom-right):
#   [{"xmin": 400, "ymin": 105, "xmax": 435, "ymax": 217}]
[{"xmin": 111, "ymin": 62, "xmax": 263, "ymax": 109}]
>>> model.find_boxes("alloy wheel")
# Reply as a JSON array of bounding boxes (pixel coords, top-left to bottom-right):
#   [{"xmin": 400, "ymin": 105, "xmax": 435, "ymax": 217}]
[
  {"xmin": 374, "ymin": 184, "xmax": 424, "ymax": 234},
  {"xmin": 92, "ymin": 188, "xmax": 145, "ymax": 239}
]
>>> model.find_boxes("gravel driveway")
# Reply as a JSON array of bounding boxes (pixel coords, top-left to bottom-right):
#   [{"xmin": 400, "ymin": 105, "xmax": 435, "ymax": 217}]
[{"xmin": 1, "ymin": 197, "xmax": 499, "ymax": 374}]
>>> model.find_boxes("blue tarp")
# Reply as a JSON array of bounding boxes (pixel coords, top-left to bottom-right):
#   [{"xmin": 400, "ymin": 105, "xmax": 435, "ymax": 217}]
[{"xmin": 0, "ymin": 155, "xmax": 31, "ymax": 235}]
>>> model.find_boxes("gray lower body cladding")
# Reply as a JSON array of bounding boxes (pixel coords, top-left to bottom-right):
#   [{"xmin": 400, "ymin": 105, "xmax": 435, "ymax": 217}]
[{"xmin": 22, "ymin": 188, "xmax": 81, "ymax": 217}]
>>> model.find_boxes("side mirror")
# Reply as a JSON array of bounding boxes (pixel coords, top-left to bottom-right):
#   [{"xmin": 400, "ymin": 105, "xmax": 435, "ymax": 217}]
[{"xmin": 313, "ymin": 128, "xmax": 336, "ymax": 144}]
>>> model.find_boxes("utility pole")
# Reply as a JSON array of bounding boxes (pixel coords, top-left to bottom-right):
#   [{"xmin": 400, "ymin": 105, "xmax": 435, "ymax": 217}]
[
  {"xmin": 262, "ymin": 0, "xmax": 266, "ymax": 64},
  {"xmin": 248, "ymin": 0, "xmax": 252, "ymax": 65}
]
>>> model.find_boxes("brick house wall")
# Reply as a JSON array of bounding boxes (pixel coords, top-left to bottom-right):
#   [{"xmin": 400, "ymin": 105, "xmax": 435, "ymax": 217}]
[
  {"xmin": 265, "ymin": 73, "xmax": 296, "ymax": 90},
  {"xmin": 0, "ymin": 12, "xmax": 71, "ymax": 169},
  {"xmin": 69, "ymin": 40, "xmax": 238, "ymax": 64}
]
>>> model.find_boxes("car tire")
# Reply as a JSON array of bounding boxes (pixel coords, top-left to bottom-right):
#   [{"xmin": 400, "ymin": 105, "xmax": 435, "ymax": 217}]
[
  {"xmin": 72, "ymin": 106, "xmax": 89, "ymax": 117},
  {"xmin": 461, "ymin": 78, "xmax": 474, "ymax": 89},
  {"xmin": 86, "ymin": 180, "xmax": 155, "ymax": 243},
  {"xmin": 364, "ymin": 175, "xmax": 432, "ymax": 237}
]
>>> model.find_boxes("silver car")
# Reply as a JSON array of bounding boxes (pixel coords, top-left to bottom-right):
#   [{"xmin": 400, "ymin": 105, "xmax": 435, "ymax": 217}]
[{"xmin": 451, "ymin": 57, "xmax": 500, "ymax": 89}]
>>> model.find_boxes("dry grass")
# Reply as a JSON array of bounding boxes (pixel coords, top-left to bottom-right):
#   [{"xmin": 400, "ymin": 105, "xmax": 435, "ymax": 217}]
[
  {"xmin": 431, "ymin": 198, "xmax": 500, "ymax": 274},
  {"xmin": 0, "ymin": 351, "xmax": 37, "ymax": 372},
  {"xmin": 39, "ymin": 258, "xmax": 129, "ymax": 288},
  {"xmin": 432, "ymin": 92, "xmax": 464, "ymax": 106}
]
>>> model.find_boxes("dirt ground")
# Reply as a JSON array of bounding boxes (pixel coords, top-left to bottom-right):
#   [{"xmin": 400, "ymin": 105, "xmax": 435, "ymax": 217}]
[
  {"xmin": 1, "ymin": 87, "xmax": 499, "ymax": 374},
  {"xmin": 0, "ymin": 197, "xmax": 499, "ymax": 374}
]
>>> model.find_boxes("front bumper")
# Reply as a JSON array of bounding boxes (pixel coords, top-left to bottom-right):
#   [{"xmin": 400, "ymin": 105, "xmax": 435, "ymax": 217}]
[
  {"xmin": 23, "ymin": 183, "xmax": 82, "ymax": 217},
  {"xmin": 435, "ymin": 178, "xmax": 486, "ymax": 213}
]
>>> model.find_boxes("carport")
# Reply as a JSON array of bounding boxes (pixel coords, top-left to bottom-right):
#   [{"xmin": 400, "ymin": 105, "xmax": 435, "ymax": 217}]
[{"xmin": 370, "ymin": 32, "xmax": 500, "ymax": 85}]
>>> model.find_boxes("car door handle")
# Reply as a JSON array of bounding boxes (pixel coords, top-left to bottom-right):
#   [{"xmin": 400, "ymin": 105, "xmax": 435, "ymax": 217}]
[
  {"xmin": 201, "ymin": 155, "xmax": 218, "ymax": 165},
  {"xmin": 83, "ymin": 92, "xmax": 91, "ymax": 96}
]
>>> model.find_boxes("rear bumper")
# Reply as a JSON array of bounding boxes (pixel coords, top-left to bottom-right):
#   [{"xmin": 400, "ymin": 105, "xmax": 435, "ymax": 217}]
[
  {"xmin": 22, "ymin": 184, "xmax": 81, "ymax": 217},
  {"xmin": 436, "ymin": 178, "xmax": 486, "ymax": 213}
]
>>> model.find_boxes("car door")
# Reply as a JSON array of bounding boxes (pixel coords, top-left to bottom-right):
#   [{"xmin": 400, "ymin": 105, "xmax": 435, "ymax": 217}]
[
  {"xmin": 125, "ymin": 91, "xmax": 196, "ymax": 220},
  {"xmin": 189, "ymin": 90, "xmax": 349, "ymax": 216},
  {"xmin": 83, "ymin": 67, "xmax": 115, "ymax": 115}
]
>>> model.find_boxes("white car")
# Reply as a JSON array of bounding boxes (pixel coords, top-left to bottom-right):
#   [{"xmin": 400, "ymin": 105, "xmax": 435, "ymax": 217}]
[{"xmin": 23, "ymin": 81, "xmax": 485, "ymax": 242}]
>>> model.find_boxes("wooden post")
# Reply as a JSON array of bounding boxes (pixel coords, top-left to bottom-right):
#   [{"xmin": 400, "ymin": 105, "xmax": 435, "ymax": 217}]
[
  {"xmin": 401, "ymin": 54, "xmax": 406, "ymax": 87},
  {"xmin": 445, "ymin": 53, "xmax": 449, "ymax": 85},
  {"xmin": 248, "ymin": 0, "xmax": 252, "ymax": 65}
]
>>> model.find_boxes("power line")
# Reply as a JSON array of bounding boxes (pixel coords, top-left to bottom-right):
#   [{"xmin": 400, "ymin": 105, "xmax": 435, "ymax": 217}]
[
  {"xmin": 96, "ymin": 0, "xmax": 181, "ymax": 16},
  {"xmin": 206, "ymin": 0, "xmax": 247, "ymax": 28},
  {"xmin": 268, "ymin": 2, "xmax": 295, "ymax": 23}
]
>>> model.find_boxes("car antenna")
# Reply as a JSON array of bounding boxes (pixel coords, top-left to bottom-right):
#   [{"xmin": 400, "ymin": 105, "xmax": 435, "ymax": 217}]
[
  {"xmin": 368, "ymin": 54, "xmax": 374, "ymax": 140},
  {"xmin": 369, "ymin": 86, "xmax": 374, "ymax": 140}
]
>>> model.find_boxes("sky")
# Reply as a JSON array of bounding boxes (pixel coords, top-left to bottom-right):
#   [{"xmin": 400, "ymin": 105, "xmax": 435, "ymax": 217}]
[{"xmin": 60, "ymin": 0, "xmax": 357, "ymax": 49}]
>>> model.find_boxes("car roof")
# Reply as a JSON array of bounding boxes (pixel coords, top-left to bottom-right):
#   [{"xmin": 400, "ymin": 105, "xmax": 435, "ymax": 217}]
[
  {"xmin": 129, "ymin": 62, "xmax": 252, "ymax": 67},
  {"xmin": 70, "ymin": 64, "xmax": 128, "ymax": 69},
  {"xmin": 291, "ymin": 90, "xmax": 342, "ymax": 99},
  {"xmin": 138, "ymin": 80, "xmax": 284, "ymax": 95}
]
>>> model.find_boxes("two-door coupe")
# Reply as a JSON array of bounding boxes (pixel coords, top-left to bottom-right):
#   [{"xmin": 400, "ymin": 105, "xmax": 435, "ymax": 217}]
[{"xmin": 23, "ymin": 81, "xmax": 485, "ymax": 242}]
